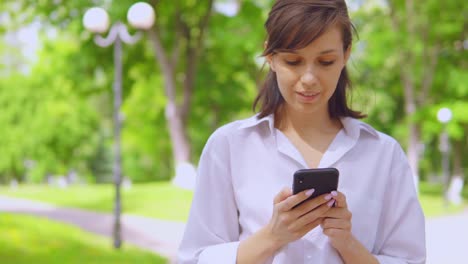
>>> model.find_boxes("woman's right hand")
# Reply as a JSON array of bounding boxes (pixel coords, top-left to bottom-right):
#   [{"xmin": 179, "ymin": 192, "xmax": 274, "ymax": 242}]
[
  {"xmin": 237, "ymin": 187, "xmax": 335, "ymax": 263},
  {"xmin": 266, "ymin": 187, "xmax": 335, "ymax": 248}
]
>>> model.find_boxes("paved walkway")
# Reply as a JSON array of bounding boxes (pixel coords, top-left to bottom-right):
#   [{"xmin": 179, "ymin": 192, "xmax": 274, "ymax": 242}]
[
  {"xmin": 0, "ymin": 196, "xmax": 185, "ymax": 263},
  {"xmin": 1, "ymin": 195, "xmax": 467, "ymax": 263},
  {"xmin": 425, "ymin": 209, "xmax": 468, "ymax": 264}
]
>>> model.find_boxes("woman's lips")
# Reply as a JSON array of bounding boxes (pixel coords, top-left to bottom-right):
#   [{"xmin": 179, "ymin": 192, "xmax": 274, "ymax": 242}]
[{"xmin": 296, "ymin": 91, "xmax": 320, "ymax": 102}]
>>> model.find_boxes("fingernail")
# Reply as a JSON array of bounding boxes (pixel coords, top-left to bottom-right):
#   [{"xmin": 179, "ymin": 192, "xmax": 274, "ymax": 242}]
[
  {"xmin": 327, "ymin": 200, "xmax": 335, "ymax": 207},
  {"xmin": 305, "ymin": 189, "xmax": 315, "ymax": 196},
  {"xmin": 331, "ymin": 191, "xmax": 338, "ymax": 197},
  {"xmin": 324, "ymin": 194, "xmax": 332, "ymax": 200}
]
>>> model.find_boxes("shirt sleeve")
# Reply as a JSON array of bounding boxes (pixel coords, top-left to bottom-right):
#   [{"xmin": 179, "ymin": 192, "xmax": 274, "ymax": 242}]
[
  {"xmin": 372, "ymin": 143, "xmax": 426, "ymax": 264},
  {"xmin": 177, "ymin": 128, "xmax": 240, "ymax": 264}
]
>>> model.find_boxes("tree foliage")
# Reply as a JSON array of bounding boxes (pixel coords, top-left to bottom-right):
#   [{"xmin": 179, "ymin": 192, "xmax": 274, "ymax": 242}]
[
  {"xmin": 351, "ymin": 0, "xmax": 467, "ymax": 180},
  {"xmin": 0, "ymin": 0, "xmax": 466, "ymax": 184}
]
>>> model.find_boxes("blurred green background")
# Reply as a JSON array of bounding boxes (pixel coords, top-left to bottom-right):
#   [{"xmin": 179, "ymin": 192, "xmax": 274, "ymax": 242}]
[{"xmin": 0, "ymin": 0, "xmax": 467, "ymax": 263}]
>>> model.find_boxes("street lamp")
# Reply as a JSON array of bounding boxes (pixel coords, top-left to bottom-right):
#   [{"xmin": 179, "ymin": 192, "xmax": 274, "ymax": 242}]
[
  {"xmin": 437, "ymin": 107, "xmax": 452, "ymax": 206},
  {"xmin": 83, "ymin": 2, "xmax": 155, "ymax": 249}
]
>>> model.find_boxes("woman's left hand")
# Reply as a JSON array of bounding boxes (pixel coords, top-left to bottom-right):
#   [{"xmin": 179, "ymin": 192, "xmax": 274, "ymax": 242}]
[{"xmin": 320, "ymin": 191, "xmax": 354, "ymax": 251}]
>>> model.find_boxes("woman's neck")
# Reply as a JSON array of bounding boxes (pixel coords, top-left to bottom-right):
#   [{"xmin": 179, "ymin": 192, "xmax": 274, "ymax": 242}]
[{"xmin": 275, "ymin": 106, "xmax": 342, "ymax": 138}]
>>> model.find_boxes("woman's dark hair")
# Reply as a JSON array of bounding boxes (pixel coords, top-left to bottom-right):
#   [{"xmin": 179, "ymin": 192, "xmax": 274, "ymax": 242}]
[{"xmin": 253, "ymin": 0, "xmax": 366, "ymax": 120}]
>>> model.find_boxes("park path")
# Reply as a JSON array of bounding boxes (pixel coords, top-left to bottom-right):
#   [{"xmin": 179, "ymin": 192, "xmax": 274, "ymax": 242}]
[
  {"xmin": 425, "ymin": 209, "xmax": 468, "ymax": 264},
  {"xmin": 0, "ymin": 195, "xmax": 185, "ymax": 263},
  {"xmin": 1, "ymin": 195, "xmax": 468, "ymax": 264}
]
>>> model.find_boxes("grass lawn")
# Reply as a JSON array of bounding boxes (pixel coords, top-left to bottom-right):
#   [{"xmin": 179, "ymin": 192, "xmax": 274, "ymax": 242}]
[
  {"xmin": 0, "ymin": 182, "xmax": 193, "ymax": 222},
  {"xmin": 418, "ymin": 181, "xmax": 468, "ymax": 217},
  {"xmin": 0, "ymin": 214, "xmax": 167, "ymax": 264},
  {"xmin": 1, "ymin": 181, "xmax": 466, "ymax": 220}
]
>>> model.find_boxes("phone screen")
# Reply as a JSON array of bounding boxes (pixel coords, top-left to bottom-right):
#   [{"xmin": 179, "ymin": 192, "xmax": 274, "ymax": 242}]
[{"xmin": 292, "ymin": 168, "xmax": 339, "ymax": 205}]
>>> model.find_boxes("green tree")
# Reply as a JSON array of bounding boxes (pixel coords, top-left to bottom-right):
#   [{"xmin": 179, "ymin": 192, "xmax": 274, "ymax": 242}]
[
  {"xmin": 351, "ymin": 0, "xmax": 467, "ymax": 191},
  {"xmin": 0, "ymin": 0, "xmax": 268, "ymax": 183}
]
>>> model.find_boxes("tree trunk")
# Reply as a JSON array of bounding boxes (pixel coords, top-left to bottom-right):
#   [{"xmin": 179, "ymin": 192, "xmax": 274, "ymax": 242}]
[
  {"xmin": 146, "ymin": 1, "xmax": 214, "ymax": 189},
  {"xmin": 147, "ymin": 29, "xmax": 191, "ymax": 164},
  {"xmin": 166, "ymin": 102, "xmax": 191, "ymax": 163},
  {"xmin": 407, "ymin": 123, "xmax": 420, "ymax": 191},
  {"xmin": 389, "ymin": 0, "xmax": 423, "ymax": 191},
  {"xmin": 147, "ymin": 29, "xmax": 195, "ymax": 189},
  {"xmin": 447, "ymin": 141, "xmax": 464, "ymax": 205},
  {"xmin": 401, "ymin": 75, "xmax": 421, "ymax": 192}
]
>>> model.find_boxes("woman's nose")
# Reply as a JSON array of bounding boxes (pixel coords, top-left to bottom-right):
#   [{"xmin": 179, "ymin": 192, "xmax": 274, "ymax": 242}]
[{"xmin": 300, "ymin": 69, "xmax": 317, "ymax": 87}]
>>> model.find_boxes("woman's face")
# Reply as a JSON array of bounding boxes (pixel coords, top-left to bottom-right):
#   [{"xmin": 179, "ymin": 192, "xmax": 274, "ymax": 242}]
[{"xmin": 268, "ymin": 25, "xmax": 350, "ymax": 117}]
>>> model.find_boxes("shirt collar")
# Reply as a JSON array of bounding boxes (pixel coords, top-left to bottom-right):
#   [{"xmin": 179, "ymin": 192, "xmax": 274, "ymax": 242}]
[
  {"xmin": 238, "ymin": 114, "xmax": 379, "ymax": 139},
  {"xmin": 238, "ymin": 114, "xmax": 275, "ymax": 132},
  {"xmin": 340, "ymin": 117, "xmax": 379, "ymax": 139}
]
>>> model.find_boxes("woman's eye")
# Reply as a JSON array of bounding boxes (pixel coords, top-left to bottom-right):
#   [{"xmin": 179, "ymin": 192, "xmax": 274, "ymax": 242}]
[
  {"xmin": 320, "ymin": 60, "xmax": 335, "ymax": 66},
  {"xmin": 285, "ymin": 60, "xmax": 301, "ymax": 66}
]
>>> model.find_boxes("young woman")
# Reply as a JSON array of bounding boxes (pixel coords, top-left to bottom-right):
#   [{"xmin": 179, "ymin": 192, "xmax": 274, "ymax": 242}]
[{"xmin": 178, "ymin": 0, "xmax": 426, "ymax": 263}]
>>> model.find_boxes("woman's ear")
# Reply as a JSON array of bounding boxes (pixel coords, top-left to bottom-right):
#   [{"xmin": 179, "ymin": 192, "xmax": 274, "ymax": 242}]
[
  {"xmin": 264, "ymin": 41, "xmax": 276, "ymax": 72},
  {"xmin": 344, "ymin": 45, "xmax": 351, "ymax": 65},
  {"xmin": 266, "ymin": 54, "xmax": 276, "ymax": 72}
]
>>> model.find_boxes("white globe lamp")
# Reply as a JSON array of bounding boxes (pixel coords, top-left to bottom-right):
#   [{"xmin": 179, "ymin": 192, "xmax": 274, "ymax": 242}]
[
  {"xmin": 437, "ymin": 107, "xmax": 452, "ymax": 124},
  {"xmin": 127, "ymin": 2, "xmax": 155, "ymax": 30},
  {"xmin": 83, "ymin": 7, "xmax": 110, "ymax": 33}
]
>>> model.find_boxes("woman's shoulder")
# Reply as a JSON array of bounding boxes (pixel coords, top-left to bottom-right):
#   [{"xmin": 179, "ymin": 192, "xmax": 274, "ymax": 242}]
[
  {"xmin": 211, "ymin": 114, "xmax": 269, "ymax": 137},
  {"xmin": 349, "ymin": 118, "xmax": 402, "ymax": 149},
  {"xmin": 204, "ymin": 114, "xmax": 265, "ymax": 145},
  {"xmin": 350, "ymin": 119, "xmax": 409, "ymax": 165}
]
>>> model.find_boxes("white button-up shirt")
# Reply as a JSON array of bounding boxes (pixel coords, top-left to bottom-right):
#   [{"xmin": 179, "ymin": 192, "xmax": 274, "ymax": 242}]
[{"xmin": 178, "ymin": 114, "xmax": 426, "ymax": 264}]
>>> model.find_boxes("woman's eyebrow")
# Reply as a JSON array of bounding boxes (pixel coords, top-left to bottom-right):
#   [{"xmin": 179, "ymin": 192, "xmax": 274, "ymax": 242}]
[
  {"xmin": 275, "ymin": 49, "xmax": 298, "ymax": 54},
  {"xmin": 319, "ymin": 49, "xmax": 337, "ymax": 54},
  {"xmin": 274, "ymin": 48, "xmax": 338, "ymax": 54}
]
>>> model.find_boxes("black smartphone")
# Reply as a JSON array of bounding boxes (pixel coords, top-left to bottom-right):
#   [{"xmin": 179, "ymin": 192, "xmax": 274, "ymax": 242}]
[{"xmin": 292, "ymin": 168, "xmax": 339, "ymax": 207}]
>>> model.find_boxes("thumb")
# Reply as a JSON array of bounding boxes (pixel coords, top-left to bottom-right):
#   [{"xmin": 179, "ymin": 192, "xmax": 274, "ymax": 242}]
[{"xmin": 273, "ymin": 187, "xmax": 292, "ymax": 205}]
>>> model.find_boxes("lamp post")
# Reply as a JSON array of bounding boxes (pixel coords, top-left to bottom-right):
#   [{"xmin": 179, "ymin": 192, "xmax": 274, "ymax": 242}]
[
  {"xmin": 83, "ymin": 2, "xmax": 155, "ymax": 249},
  {"xmin": 437, "ymin": 107, "xmax": 452, "ymax": 206}
]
